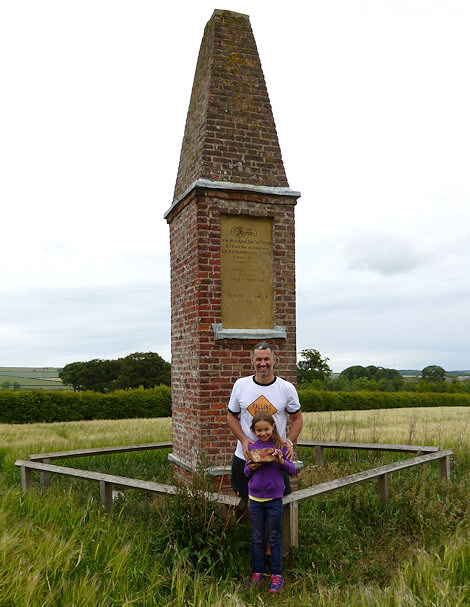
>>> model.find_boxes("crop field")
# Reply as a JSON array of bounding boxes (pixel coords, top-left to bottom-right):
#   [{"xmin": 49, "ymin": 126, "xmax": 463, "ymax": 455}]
[
  {"xmin": 0, "ymin": 367, "xmax": 70, "ymax": 391},
  {"xmin": 1, "ymin": 407, "xmax": 469, "ymax": 606}
]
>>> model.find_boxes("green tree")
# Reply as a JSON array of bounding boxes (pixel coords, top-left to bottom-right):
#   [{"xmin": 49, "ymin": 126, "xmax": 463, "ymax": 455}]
[
  {"xmin": 297, "ymin": 349, "xmax": 332, "ymax": 384},
  {"xmin": 1, "ymin": 380, "xmax": 11, "ymax": 390},
  {"xmin": 12, "ymin": 381, "xmax": 21, "ymax": 390},
  {"xmin": 422, "ymin": 365, "xmax": 446, "ymax": 383},
  {"xmin": 59, "ymin": 362, "xmax": 86, "ymax": 391},
  {"xmin": 115, "ymin": 352, "xmax": 171, "ymax": 389},
  {"xmin": 340, "ymin": 365, "xmax": 403, "ymax": 390},
  {"xmin": 59, "ymin": 359, "xmax": 120, "ymax": 392},
  {"xmin": 340, "ymin": 365, "xmax": 371, "ymax": 381},
  {"xmin": 60, "ymin": 352, "xmax": 171, "ymax": 392},
  {"xmin": 80, "ymin": 359, "xmax": 120, "ymax": 392}
]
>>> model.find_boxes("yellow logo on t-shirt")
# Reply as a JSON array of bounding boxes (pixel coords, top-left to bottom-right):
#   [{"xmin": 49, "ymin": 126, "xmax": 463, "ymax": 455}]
[{"xmin": 247, "ymin": 395, "xmax": 278, "ymax": 417}]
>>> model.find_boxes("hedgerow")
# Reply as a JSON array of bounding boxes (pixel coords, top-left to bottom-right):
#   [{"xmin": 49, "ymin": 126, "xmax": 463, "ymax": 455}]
[
  {"xmin": 297, "ymin": 389, "xmax": 470, "ymax": 412},
  {"xmin": 3, "ymin": 386, "xmax": 470, "ymax": 424},
  {"xmin": 0, "ymin": 386, "xmax": 171, "ymax": 424}
]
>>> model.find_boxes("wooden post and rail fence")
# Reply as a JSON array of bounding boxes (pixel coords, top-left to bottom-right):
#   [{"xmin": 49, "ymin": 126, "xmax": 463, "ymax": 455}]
[{"xmin": 15, "ymin": 440, "xmax": 453, "ymax": 550}]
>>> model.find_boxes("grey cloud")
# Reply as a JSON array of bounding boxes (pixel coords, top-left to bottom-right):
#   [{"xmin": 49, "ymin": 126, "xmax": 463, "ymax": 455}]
[
  {"xmin": 346, "ymin": 236, "xmax": 426, "ymax": 276},
  {"xmin": 0, "ymin": 283, "xmax": 170, "ymax": 365},
  {"xmin": 296, "ymin": 278, "xmax": 470, "ymax": 370},
  {"xmin": 344, "ymin": 234, "xmax": 428, "ymax": 275},
  {"xmin": 40, "ymin": 241, "xmax": 74, "ymax": 257}
]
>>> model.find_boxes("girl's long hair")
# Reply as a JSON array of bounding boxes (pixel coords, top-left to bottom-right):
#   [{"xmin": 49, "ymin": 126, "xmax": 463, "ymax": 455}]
[{"xmin": 250, "ymin": 412, "xmax": 283, "ymax": 449}]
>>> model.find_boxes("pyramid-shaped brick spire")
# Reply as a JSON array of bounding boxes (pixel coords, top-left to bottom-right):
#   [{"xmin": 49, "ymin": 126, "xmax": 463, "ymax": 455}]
[{"xmin": 173, "ymin": 9, "xmax": 289, "ymax": 202}]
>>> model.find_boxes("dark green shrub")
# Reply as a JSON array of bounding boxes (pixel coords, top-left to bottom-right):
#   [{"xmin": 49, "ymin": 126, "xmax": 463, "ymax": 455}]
[{"xmin": 0, "ymin": 386, "xmax": 171, "ymax": 424}]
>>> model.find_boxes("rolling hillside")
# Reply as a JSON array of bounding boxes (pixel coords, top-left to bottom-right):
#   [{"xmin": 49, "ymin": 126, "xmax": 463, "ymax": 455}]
[{"xmin": 0, "ymin": 367, "xmax": 71, "ymax": 391}]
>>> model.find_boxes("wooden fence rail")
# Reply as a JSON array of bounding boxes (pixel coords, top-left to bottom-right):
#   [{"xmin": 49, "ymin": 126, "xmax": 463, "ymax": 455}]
[
  {"xmin": 15, "ymin": 459, "xmax": 239, "ymax": 511},
  {"xmin": 281, "ymin": 444, "xmax": 452, "ymax": 548},
  {"xmin": 297, "ymin": 440, "xmax": 439, "ymax": 465},
  {"xmin": 15, "ymin": 440, "xmax": 453, "ymax": 550},
  {"xmin": 27, "ymin": 442, "xmax": 173, "ymax": 489},
  {"xmin": 28, "ymin": 442, "xmax": 173, "ymax": 461}
]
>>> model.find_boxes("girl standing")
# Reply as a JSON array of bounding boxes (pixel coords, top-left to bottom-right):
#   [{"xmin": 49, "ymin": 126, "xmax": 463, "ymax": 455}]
[{"xmin": 244, "ymin": 411, "xmax": 296, "ymax": 593}]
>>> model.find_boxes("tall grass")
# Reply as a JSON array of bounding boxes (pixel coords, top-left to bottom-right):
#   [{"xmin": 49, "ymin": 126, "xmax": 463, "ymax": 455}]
[
  {"xmin": 302, "ymin": 406, "xmax": 470, "ymax": 455},
  {"xmin": 1, "ymin": 408, "xmax": 469, "ymax": 606}
]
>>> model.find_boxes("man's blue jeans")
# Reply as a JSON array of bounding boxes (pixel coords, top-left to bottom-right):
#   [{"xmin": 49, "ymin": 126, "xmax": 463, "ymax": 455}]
[{"xmin": 249, "ymin": 497, "xmax": 283, "ymax": 575}]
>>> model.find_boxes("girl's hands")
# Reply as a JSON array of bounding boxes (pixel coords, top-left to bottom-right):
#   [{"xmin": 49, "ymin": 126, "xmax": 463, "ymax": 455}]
[
  {"xmin": 273, "ymin": 448, "xmax": 284, "ymax": 465},
  {"xmin": 246, "ymin": 449, "xmax": 284, "ymax": 467}
]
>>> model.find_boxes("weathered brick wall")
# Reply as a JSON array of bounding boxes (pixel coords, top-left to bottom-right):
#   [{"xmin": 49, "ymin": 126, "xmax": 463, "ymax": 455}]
[
  {"xmin": 173, "ymin": 9, "xmax": 289, "ymax": 202},
  {"xmin": 167, "ymin": 187, "xmax": 297, "ymax": 472}
]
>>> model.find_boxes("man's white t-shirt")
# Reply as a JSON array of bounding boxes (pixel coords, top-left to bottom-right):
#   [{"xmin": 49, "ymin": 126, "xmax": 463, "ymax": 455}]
[{"xmin": 228, "ymin": 375, "xmax": 301, "ymax": 460}]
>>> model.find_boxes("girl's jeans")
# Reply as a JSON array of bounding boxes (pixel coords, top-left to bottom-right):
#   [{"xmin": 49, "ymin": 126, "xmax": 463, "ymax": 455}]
[{"xmin": 249, "ymin": 497, "xmax": 283, "ymax": 575}]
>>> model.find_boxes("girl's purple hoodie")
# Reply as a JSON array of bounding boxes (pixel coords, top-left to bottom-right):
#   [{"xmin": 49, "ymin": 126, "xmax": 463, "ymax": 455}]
[{"xmin": 243, "ymin": 440, "xmax": 296, "ymax": 499}]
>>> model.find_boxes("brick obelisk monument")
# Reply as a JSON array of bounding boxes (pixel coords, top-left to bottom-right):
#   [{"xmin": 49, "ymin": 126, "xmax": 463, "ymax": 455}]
[{"xmin": 164, "ymin": 10, "xmax": 300, "ymax": 482}]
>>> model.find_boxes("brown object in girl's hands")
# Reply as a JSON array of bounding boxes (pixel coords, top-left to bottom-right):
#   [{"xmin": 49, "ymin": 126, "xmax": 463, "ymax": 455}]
[{"xmin": 248, "ymin": 448, "xmax": 277, "ymax": 463}]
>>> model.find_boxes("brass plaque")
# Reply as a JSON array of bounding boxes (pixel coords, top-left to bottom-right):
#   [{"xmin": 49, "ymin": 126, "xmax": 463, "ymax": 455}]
[{"xmin": 220, "ymin": 214, "xmax": 273, "ymax": 329}]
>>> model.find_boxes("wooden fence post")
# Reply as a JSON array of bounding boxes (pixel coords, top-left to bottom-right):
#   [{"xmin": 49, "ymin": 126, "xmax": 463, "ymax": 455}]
[
  {"xmin": 39, "ymin": 458, "xmax": 51, "ymax": 489},
  {"xmin": 282, "ymin": 501, "xmax": 298, "ymax": 550},
  {"xmin": 100, "ymin": 481, "xmax": 113, "ymax": 511},
  {"xmin": 377, "ymin": 474, "xmax": 389, "ymax": 504},
  {"xmin": 314, "ymin": 446, "xmax": 324, "ymax": 465},
  {"xmin": 439, "ymin": 455, "xmax": 451, "ymax": 480},
  {"xmin": 20, "ymin": 466, "xmax": 33, "ymax": 492}
]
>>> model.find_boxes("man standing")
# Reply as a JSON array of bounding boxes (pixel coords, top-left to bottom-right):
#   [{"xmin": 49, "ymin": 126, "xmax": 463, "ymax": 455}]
[{"xmin": 227, "ymin": 342, "xmax": 303, "ymax": 498}]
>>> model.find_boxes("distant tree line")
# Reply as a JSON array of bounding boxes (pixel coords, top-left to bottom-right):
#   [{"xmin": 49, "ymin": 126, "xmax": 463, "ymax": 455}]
[
  {"xmin": 297, "ymin": 351, "xmax": 469, "ymax": 393},
  {"xmin": 59, "ymin": 352, "xmax": 171, "ymax": 392},
  {"xmin": 55, "ymin": 348, "xmax": 468, "ymax": 395}
]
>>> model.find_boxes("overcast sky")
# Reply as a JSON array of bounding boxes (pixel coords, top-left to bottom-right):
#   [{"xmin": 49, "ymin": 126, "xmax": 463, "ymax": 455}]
[{"xmin": 1, "ymin": 1, "xmax": 469, "ymax": 372}]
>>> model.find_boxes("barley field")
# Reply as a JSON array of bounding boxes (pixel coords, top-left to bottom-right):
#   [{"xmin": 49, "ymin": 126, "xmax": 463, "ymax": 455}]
[{"xmin": 1, "ymin": 408, "xmax": 469, "ymax": 606}]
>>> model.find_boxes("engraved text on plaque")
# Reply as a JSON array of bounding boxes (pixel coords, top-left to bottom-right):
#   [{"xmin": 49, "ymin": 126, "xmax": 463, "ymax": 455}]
[{"xmin": 220, "ymin": 214, "xmax": 273, "ymax": 329}]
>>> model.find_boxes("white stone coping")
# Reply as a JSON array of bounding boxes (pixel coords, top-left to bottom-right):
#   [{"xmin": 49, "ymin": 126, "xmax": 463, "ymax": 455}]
[
  {"xmin": 212, "ymin": 324, "xmax": 287, "ymax": 340},
  {"xmin": 168, "ymin": 452, "xmax": 231, "ymax": 476},
  {"xmin": 164, "ymin": 179, "xmax": 301, "ymax": 218},
  {"xmin": 168, "ymin": 452, "xmax": 303, "ymax": 476}
]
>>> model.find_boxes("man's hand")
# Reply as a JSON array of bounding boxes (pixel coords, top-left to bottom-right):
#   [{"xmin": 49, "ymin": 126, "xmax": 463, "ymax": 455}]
[
  {"xmin": 242, "ymin": 436, "xmax": 255, "ymax": 460},
  {"xmin": 283, "ymin": 410, "xmax": 303, "ymax": 460},
  {"xmin": 227, "ymin": 411, "xmax": 255, "ymax": 459},
  {"xmin": 283, "ymin": 439, "xmax": 294, "ymax": 461}
]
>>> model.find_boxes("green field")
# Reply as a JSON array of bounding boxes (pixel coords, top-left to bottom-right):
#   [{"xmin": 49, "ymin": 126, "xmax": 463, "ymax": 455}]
[
  {"xmin": 1, "ymin": 408, "xmax": 469, "ymax": 606},
  {"xmin": 0, "ymin": 367, "xmax": 70, "ymax": 391}
]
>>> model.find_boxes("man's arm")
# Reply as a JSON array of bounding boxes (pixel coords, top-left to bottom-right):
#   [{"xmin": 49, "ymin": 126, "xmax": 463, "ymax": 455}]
[
  {"xmin": 283, "ymin": 410, "xmax": 303, "ymax": 460},
  {"xmin": 287, "ymin": 409, "xmax": 303, "ymax": 443},
  {"xmin": 227, "ymin": 410, "xmax": 255, "ymax": 460}
]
